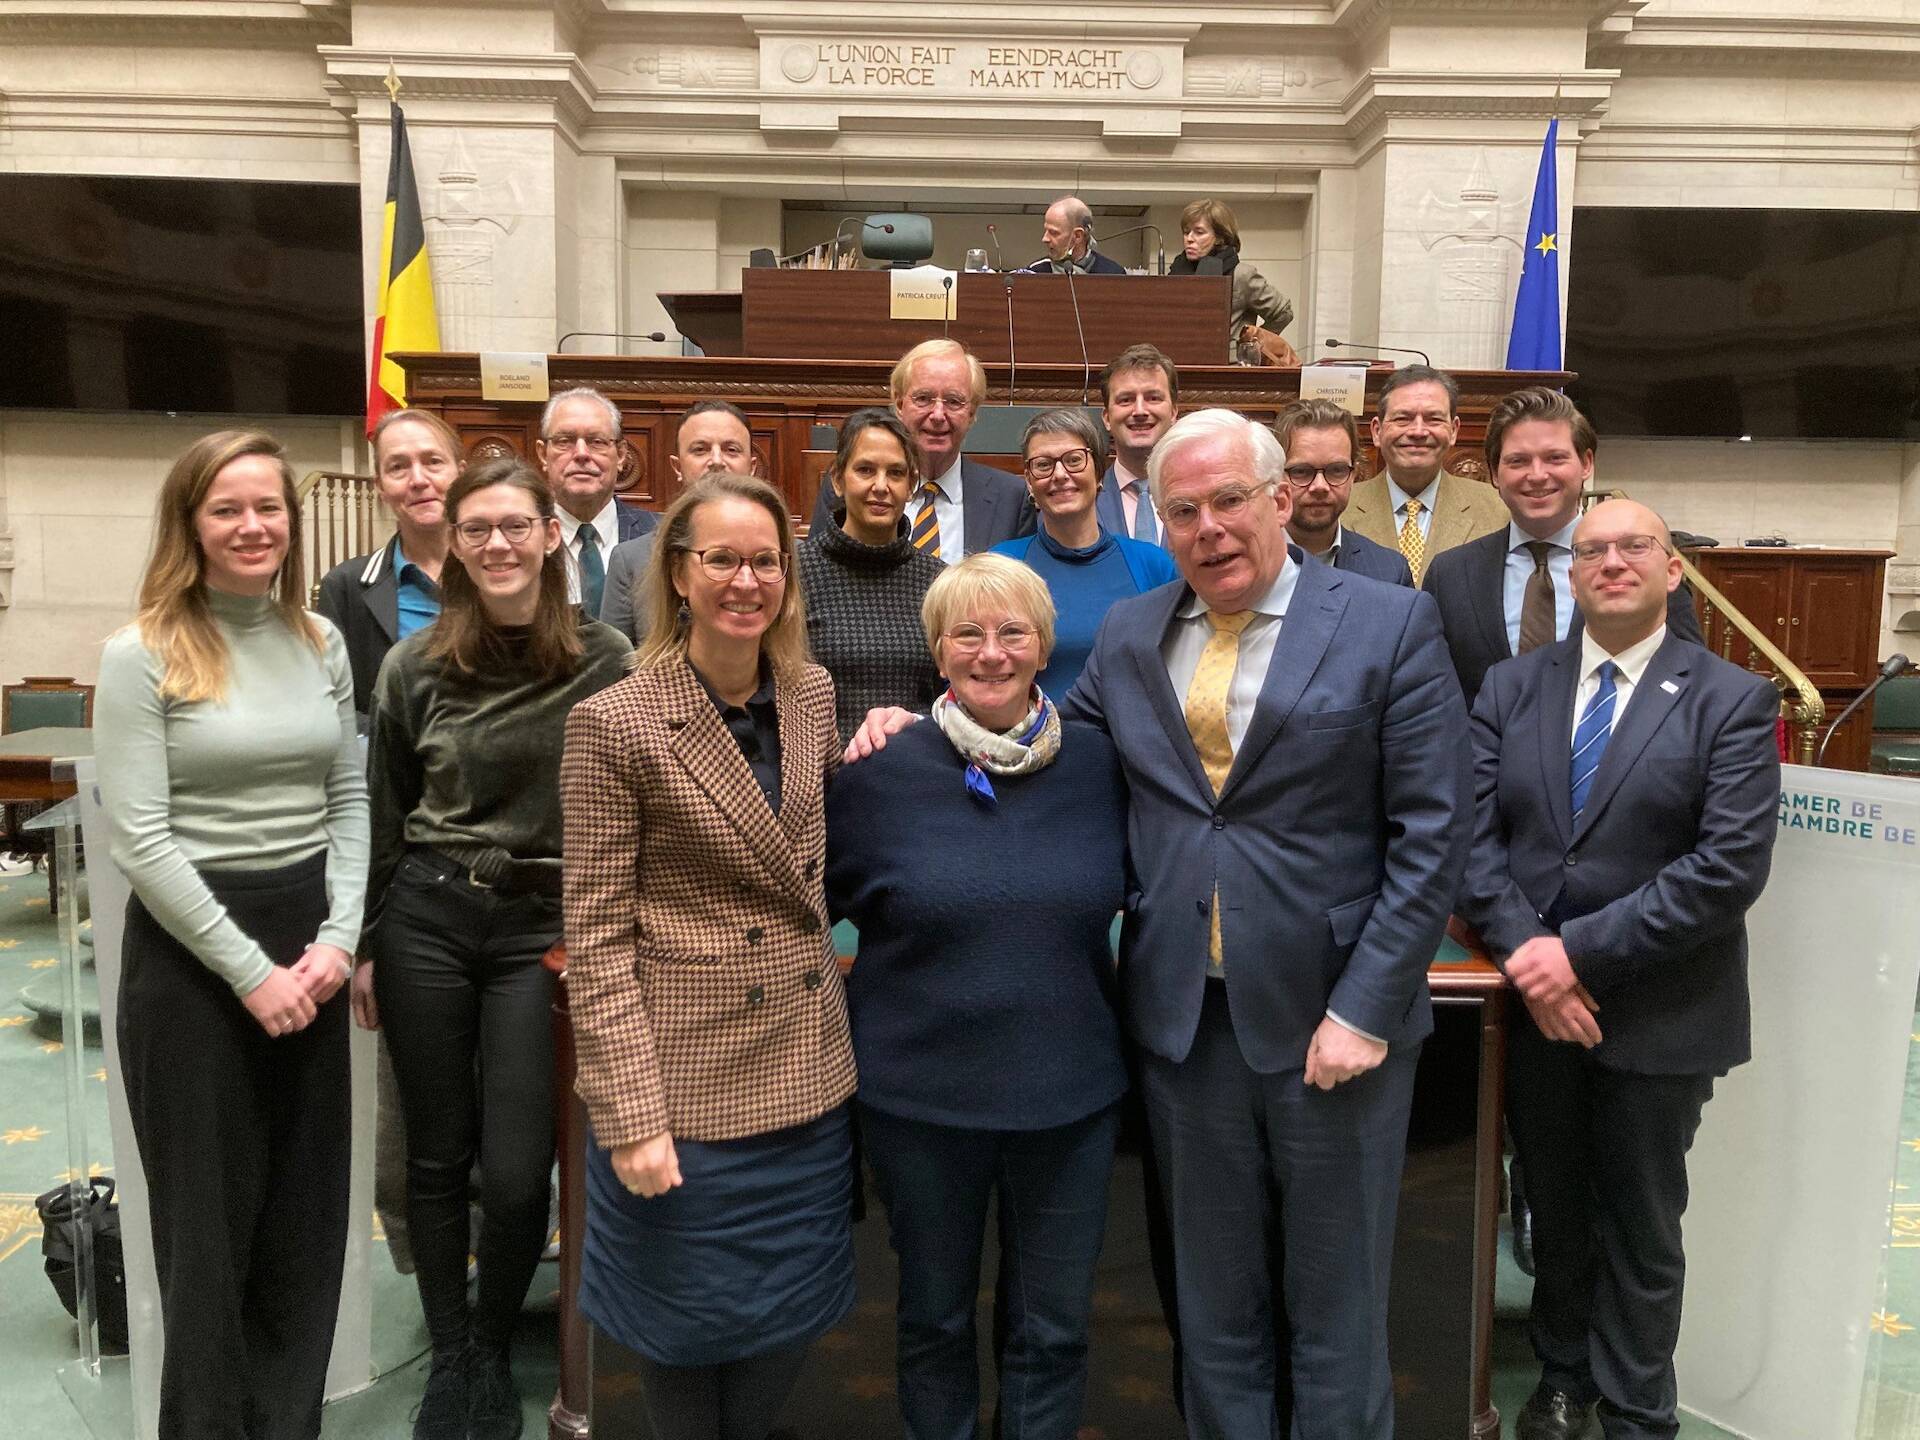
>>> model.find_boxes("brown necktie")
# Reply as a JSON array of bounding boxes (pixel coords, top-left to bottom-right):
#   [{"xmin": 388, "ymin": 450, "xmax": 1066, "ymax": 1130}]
[
  {"xmin": 1517, "ymin": 540, "xmax": 1557, "ymax": 654},
  {"xmin": 1184, "ymin": 610, "xmax": 1254, "ymax": 975}
]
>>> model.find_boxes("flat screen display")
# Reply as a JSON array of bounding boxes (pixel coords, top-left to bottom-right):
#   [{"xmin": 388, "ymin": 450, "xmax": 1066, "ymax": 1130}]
[
  {"xmin": 0, "ymin": 174, "xmax": 364, "ymax": 417},
  {"xmin": 1565, "ymin": 206, "xmax": 1920, "ymax": 440}
]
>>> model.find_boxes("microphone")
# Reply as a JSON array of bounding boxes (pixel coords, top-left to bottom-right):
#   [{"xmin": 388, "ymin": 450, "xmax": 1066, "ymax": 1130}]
[
  {"xmin": 986, "ymin": 223, "xmax": 1005, "ymax": 271},
  {"xmin": 1061, "ymin": 250, "xmax": 1091, "ymax": 404},
  {"xmin": 1093, "ymin": 223, "xmax": 1165, "ymax": 274},
  {"xmin": 1816, "ymin": 653, "xmax": 1913, "ymax": 767},
  {"xmin": 1324, "ymin": 338, "xmax": 1433, "ymax": 366},
  {"xmin": 1003, "ymin": 269, "xmax": 1018, "ymax": 405},
  {"xmin": 556, "ymin": 330, "xmax": 667, "ymax": 352},
  {"xmin": 831, "ymin": 215, "xmax": 895, "ymax": 260},
  {"xmin": 942, "ymin": 274, "xmax": 954, "ymax": 340}
]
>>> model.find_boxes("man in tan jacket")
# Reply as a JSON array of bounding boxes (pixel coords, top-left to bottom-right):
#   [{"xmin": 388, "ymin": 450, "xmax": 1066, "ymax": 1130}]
[{"xmin": 1346, "ymin": 365, "xmax": 1508, "ymax": 583}]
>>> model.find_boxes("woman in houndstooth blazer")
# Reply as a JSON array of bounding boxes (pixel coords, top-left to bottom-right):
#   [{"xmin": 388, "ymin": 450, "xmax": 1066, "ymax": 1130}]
[{"xmin": 560, "ymin": 471, "xmax": 856, "ymax": 1440}]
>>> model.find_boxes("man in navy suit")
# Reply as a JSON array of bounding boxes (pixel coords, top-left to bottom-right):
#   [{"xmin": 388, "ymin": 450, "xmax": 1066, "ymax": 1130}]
[
  {"xmin": 808, "ymin": 339, "xmax": 1032, "ymax": 554},
  {"xmin": 1423, "ymin": 388, "xmax": 1702, "ymax": 710},
  {"xmin": 536, "ymin": 385, "xmax": 658, "ymax": 617},
  {"xmin": 1462, "ymin": 498, "xmax": 1780, "ymax": 1440},
  {"xmin": 1273, "ymin": 397, "xmax": 1414, "ymax": 587},
  {"xmin": 1094, "ymin": 344, "xmax": 1178, "ymax": 547}
]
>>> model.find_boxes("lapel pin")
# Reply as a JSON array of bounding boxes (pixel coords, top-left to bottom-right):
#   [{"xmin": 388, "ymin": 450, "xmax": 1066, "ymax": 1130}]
[{"xmin": 1660, "ymin": 679, "xmax": 1680, "ymax": 695}]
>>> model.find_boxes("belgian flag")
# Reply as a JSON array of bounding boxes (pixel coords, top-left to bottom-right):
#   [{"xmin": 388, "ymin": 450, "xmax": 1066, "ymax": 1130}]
[{"xmin": 365, "ymin": 101, "xmax": 439, "ymax": 436}]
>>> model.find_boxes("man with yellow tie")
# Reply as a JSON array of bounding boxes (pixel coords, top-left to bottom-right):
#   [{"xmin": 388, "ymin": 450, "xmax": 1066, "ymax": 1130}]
[
  {"xmin": 1346, "ymin": 364, "xmax": 1508, "ymax": 583},
  {"xmin": 845, "ymin": 407, "xmax": 1469, "ymax": 1436}
]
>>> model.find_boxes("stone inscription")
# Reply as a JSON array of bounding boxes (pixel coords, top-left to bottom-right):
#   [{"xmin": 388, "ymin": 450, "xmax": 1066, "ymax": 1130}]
[{"xmin": 772, "ymin": 39, "xmax": 1171, "ymax": 96}]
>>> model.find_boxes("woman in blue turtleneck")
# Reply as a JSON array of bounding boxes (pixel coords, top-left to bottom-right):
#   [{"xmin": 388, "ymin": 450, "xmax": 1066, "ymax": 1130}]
[{"xmin": 991, "ymin": 408, "xmax": 1178, "ymax": 695}]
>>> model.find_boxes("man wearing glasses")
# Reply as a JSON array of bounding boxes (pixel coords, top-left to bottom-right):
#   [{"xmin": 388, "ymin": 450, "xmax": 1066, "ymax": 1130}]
[
  {"xmin": 1421, "ymin": 387, "xmax": 1701, "ymax": 711},
  {"xmin": 1272, "ymin": 397, "xmax": 1413, "ymax": 586},
  {"xmin": 809, "ymin": 339, "xmax": 1033, "ymax": 556},
  {"xmin": 535, "ymin": 385, "xmax": 658, "ymax": 618},
  {"xmin": 1460, "ymin": 497, "xmax": 1779, "ymax": 1440}
]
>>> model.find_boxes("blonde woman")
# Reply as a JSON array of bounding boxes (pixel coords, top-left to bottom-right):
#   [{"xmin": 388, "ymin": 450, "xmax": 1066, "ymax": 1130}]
[
  {"xmin": 561, "ymin": 472, "xmax": 855, "ymax": 1440},
  {"xmin": 95, "ymin": 429, "xmax": 368, "ymax": 1440}
]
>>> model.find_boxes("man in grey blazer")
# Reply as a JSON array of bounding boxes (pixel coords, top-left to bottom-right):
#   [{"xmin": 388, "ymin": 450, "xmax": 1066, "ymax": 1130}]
[
  {"xmin": 1273, "ymin": 397, "xmax": 1414, "ymax": 587},
  {"xmin": 808, "ymin": 339, "xmax": 1033, "ymax": 555},
  {"xmin": 848, "ymin": 408, "xmax": 1469, "ymax": 1436}
]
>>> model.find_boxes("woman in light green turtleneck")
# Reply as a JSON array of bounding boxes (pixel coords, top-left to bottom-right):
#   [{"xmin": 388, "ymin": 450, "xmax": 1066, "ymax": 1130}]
[{"xmin": 94, "ymin": 430, "xmax": 367, "ymax": 1440}]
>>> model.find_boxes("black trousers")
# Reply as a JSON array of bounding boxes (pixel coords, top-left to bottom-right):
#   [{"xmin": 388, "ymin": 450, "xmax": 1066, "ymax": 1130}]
[
  {"xmin": 633, "ymin": 1342, "xmax": 813, "ymax": 1440},
  {"xmin": 119, "ymin": 851, "xmax": 350, "ymax": 1440},
  {"xmin": 1506, "ymin": 1014, "xmax": 1715, "ymax": 1440},
  {"xmin": 374, "ymin": 848, "xmax": 559, "ymax": 1355}
]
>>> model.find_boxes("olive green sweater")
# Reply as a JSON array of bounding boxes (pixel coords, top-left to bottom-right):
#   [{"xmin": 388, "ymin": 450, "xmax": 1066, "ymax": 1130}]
[{"xmin": 94, "ymin": 589, "xmax": 369, "ymax": 996}]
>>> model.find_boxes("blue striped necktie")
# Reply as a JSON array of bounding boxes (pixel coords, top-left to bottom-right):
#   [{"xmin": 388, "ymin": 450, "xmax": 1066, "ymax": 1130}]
[{"xmin": 1570, "ymin": 660, "xmax": 1618, "ymax": 822}]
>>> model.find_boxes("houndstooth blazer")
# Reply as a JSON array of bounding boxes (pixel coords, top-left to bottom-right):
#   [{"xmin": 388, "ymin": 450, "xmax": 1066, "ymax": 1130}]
[{"xmin": 560, "ymin": 652, "xmax": 857, "ymax": 1148}]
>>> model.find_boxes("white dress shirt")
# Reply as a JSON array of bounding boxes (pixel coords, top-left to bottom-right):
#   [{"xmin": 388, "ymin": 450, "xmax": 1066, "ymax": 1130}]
[
  {"xmin": 1572, "ymin": 624, "xmax": 1669, "ymax": 742},
  {"xmin": 913, "ymin": 457, "xmax": 966, "ymax": 565},
  {"xmin": 558, "ymin": 498, "xmax": 619, "ymax": 606},
  {"xmin": 1502, "ymin": 517, "xmax": 1577, "ymax": 655},
  {"xmin": 1162, "ymin": 556, "xmax": 1298, "ymax": 754},
  {"xmin": 1385, "ymin": 475, "xmax": 1438, "ymax": 544},
  {"xmin": 1301, "ymin": 525, "xmax": 1346, "ymax": 565}
]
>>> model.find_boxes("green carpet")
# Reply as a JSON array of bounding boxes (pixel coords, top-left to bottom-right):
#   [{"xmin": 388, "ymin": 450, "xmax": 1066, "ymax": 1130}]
[{"xmin": 0, "ymin": 861, "xmax": 1912, "ymax": 1436}]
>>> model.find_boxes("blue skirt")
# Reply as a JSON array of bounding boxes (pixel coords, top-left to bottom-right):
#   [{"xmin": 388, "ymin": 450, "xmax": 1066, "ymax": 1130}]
[{"xmin": 580, "ymin": 1104, "xmax": 855, "ymax": 1367}]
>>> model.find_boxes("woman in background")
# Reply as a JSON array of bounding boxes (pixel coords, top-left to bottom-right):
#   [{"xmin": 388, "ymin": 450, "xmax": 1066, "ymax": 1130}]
[
  {"xmin": 96, "ymin": 429, "xmax": 367, "ymax": 1440},
  {"xmin": 1170, "ymin": 197, "xmax": 1295, "ymax": 346},
  {"xmin": 563, "ymin": 472, "xmax": 857, "ymax": 1440},
  {"xmin": 363, "ymin": 457, "xmax": 630, "ymax": 1440}
]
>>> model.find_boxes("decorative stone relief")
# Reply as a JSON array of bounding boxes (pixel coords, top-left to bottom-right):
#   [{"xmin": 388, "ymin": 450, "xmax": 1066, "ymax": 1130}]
[
  {"xmin": 424, "ymin": 131, "xmax": 521, "ymax": 354},
  {"xmin": 1183, "ymin": 58, "xmax": 1341, "ymax": 100},
  {"xmin": 1416, "ymin": 150, "xmax": 1528, "ymax": 370},
  {"xmin": 602, "ymin": 47, "xmax": 758, "ymax": 90}
]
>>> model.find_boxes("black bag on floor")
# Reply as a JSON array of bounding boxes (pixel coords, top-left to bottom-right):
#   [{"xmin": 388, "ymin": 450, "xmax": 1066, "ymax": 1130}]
[{"xmin": 35, "ymin": 1176, "xmax": 129, "ymax": 1353}]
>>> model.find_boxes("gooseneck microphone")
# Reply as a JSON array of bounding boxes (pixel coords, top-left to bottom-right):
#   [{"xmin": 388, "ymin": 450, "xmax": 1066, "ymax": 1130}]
[
  {"xmin": 1324, "ymin": 338, "xmax": 1434, "ymax": 366},
  {"xmin": 831, "ymin": 215, "xmax": 896, "ymax": 260},
  {"xmin": 942, "ymin": 274, "xmax": 954, "ymax": 340},
  {"xmin": 1816, "ymin": 653, "xmax": 1913, "ymax": 767},
  {"xmin": 986, "ymin": 223, "xmax": 1005, "ymax": 271},
  {"xmin": 556, "ymin": 330, "xmax": 668, "ymax": 352},
  {"xmin": 1003, "ymin": 268, "xmax": 1018, "ymax": 405}
]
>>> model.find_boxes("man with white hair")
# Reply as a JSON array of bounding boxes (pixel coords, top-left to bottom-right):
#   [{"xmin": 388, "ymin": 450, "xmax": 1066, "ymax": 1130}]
[
  {"xmin": 851, "ymin": 408, "xmax": 1469, "ymax": 1437},
  {"xmin": 535, "ymin": 385, "xmax": 657, "ymax": 617}
]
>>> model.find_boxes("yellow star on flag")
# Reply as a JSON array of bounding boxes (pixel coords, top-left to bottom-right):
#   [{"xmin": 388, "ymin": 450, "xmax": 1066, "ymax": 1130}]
[
  {"xmin": 1873, "ymin": 1310, "xmax": 1914, "ymax": 1337},
  {"xmin": 1534, "ymin": 232, "xmax": 1558, "ymax": 257}
]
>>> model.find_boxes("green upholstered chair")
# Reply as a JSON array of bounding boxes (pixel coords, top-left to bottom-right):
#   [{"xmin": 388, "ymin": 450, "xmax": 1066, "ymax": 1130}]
[
  {"xmin": 1, "ymin": 675, "xmax": 93, "ymax": 733},
  {"xmin": 1870, "ymin": 675, "xmax": 1920, "ymax": 777}
]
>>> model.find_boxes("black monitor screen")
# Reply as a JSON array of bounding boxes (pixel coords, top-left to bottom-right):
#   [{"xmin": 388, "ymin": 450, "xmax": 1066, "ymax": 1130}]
[
  {"xmin": 0, "ymin": 174, "xmax": 364, "ymax": 417},
  {"xmin": 1565, "ymin": 206, "xmax": 1920, "ymax": 440}
]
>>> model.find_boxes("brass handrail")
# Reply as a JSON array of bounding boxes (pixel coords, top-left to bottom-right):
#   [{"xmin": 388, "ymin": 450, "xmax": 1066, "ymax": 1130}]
[
  {"xmin": 296, "ymin": 470, "xmax": 387, "ymax": 606},
  {"xmin": 1585, "ymin": 489, "xmax": 1825, "ymax": 764}
]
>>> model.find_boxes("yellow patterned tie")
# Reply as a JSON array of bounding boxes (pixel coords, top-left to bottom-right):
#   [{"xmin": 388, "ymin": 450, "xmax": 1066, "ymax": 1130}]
[
  {"xmin": 1398, "ymin": 496, "xmax": 1427, "ymax": 583},
  {"xmin": 910, "ymin": 481, "xmax": 942, "ymax": 553},
  {"xmin": 1184, "ymin": 610, "xmax": 1253, "ymax": 975}
]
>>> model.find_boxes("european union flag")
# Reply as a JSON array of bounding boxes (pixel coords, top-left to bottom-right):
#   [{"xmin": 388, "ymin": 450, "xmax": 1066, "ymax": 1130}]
[{"xmin": 1506, "ymin": 118, "xmax": 1562, "ymax": 370}]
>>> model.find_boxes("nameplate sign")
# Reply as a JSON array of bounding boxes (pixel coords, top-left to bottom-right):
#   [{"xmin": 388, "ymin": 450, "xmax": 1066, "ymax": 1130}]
[
  {"xmin": 766, "ymin": 38, "xmax": 1181, "ymax": 99},
  {"xmin": 1299, "ymin": 363, "xmax": 1368, "ymax": 415},
  {"xmin": 478, "ymin": 352, "xmax": 551, "ymax": 403},
  {"xmin": 889, "ymin": 265, "xmax": 959, "ymax": 321}
]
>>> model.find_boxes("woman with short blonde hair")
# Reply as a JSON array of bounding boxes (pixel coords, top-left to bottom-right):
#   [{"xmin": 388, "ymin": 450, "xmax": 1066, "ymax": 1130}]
[{"xmin": 95, "ymin": 428, "xmax": 367, "ymax": 1440}]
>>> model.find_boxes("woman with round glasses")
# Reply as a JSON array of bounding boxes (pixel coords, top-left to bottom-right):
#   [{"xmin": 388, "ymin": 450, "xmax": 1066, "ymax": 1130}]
[
  {"xmin": 363, "ymin": 457, "xmax": 630, "ymax": 1440},
  {"xmin": 992, "ymin": 408, "xmax": 1177, "ymax": 694},
  {"xmin": 561, "ymin": 472, "xmax": 857, "ymax": 1440},
  {"xmin": 825, "ymin": 552, "xmax": 1128, "ymax": 1440},
  {"xmin": 799, "ymin": 407, "xmax": 945, "ymax": 741}
]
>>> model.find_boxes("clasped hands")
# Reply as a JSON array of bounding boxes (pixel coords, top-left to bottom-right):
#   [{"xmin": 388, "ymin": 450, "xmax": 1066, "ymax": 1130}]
[
  {"xmin": 240, "ymin": 942, "xmax": 354, "ymax": 1038},
  {"xmin": 1507, "ymin": 935, "xmax": 1602, "ymax": 1048}
]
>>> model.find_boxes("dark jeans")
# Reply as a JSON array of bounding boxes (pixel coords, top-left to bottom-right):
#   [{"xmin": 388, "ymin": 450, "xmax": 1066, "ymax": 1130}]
[
  {"xmin": 119, "ymin": 852, "xmax": 349, "ymax": 1440},
  {"xmin": 633, "ymin": 1341, "xmax": 813, "ymax": 1440},
  {"xmin": 861, "ymin": 1101, "xmax": 1119, "ymax": 1440},
  {"xmin": 1507, "ymin": 1015, "xmax": 1715, "ymax": 1440},
  {"xmin": 374, "ymin": 848, "xmax": 559, "ymax": 1355}
]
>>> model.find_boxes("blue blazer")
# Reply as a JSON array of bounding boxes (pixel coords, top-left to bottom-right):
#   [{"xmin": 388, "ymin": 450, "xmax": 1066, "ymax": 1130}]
[
  {"xmin": 1095, "ymin": 465, "xmax": 1169, "ymax": 550},
  {"xmin": 1332, "ymin": 530, "xmax": 1414, "ymax": 588},
  {"xmin": 808, "ymin": 456, "xmax": 1034, "ymax": 553},
  {"xmin": 615, "ymin": 499, "xmax": 659, "ymax": 542},
  {"xmin": 1461, "ymin": 632, "xmax": 1780, "ymax": 1076},
  {"xmin": 1061, "ymin": 551, "xmax": 1471, "ymax": 1071}
]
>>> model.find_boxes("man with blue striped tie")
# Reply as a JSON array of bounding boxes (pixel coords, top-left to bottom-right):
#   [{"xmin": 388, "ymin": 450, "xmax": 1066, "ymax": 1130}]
[{"xmin": 1460, "ymin": 498, "xmax": 1781, "ymax": 1440}]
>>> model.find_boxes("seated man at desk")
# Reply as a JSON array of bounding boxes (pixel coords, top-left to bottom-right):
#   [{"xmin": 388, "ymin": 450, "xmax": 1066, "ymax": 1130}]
[{"xmin": 1025, "ymin": 195, "xmax": 1127, "ymax": 275}]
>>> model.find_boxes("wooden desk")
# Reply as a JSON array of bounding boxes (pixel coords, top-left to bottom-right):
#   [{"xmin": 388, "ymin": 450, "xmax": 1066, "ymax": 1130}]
[
  {"xmin": 0, "ymin": 726, "xmax": 92, "ymax": 803},
  {"xmin": 551, "ymin": 923, "xmax": 1509, "ymax": 1440}
]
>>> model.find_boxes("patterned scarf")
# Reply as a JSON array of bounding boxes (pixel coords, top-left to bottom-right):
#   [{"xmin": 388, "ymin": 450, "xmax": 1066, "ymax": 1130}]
[{"xmin": 930, "ymin": 686, "xmax": 1062, "ymax": 809}]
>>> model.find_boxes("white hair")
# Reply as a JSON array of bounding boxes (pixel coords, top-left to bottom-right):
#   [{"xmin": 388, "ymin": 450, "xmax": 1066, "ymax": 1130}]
[
  {"xmin": 539, "ymin": 386, "xmax": 623, "ymax": 441},
  {"xmin": 1146, "ymin": 407, "xmax": 1285, "ymax": 508}
]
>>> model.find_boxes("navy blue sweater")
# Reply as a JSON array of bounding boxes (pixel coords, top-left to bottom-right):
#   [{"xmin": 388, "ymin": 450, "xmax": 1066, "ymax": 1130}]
[{"xmin": 824, "ymin": 719, "xmax": 1129, "ymax": 1131}]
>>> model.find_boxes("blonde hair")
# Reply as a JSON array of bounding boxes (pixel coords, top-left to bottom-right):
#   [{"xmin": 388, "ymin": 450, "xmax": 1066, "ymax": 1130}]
[
  {"xmin": 133, "ymin": 430, "xmax": 323, "ymax": 704},
  {"xmin": 889, "ymin": 340, "xmax": 988, "ymax": 410},
  {"xmin": 633, "ymin": 472, "xmax": 812, "ymax": 678},
  {"xmin": 921, "ymin": 554, "xmax": 1057, "ymax": 666},
  {"xmin": 370, "ymin": 407, "xmax": 461, "ymax": 469}
]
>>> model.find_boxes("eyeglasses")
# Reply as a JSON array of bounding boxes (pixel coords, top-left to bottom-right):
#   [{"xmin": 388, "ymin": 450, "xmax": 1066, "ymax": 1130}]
[
  {"xmin": 1282, "ymin": 462, "xmax": 1355, "ymax": 488},
  {"xmin": 685, "ymin": 546, "xmax": 788, "ymax": 583},
  {"xmin": 1570, "ymin": 534, "xmax": 1670, "ymax": 566},
  {"xmin": 543, "ymin": 433, "xmax": 618, "ymax": 455},
  {"xmin": 1024, "ymin": 448, "xmax": 1094, "ymax": 480},
  {"xmin": 903, "ymin": 390, "xmax": 974, "ymax": 414},
  {"xmin": 944, "ymin": 622, "xmax": 1038, "ymax": 654},
  {"xmin": 1160, "ymin": 484, "xmax": 1270, "ymax": 532},
  {"xmin": 453, "ymin": 516, "xmax": 540, "ymax": 546}
]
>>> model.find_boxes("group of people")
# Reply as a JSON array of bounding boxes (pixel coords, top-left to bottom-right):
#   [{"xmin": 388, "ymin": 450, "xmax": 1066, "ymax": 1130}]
[{"xmin": 91, "ymin": 332, "xmax": 1778, "ymax": 1440}]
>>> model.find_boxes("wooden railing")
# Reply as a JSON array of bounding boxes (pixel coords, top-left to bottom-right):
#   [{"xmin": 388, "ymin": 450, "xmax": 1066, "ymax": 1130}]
[{"xmin": 296, "ymin": 470, "xmax": 387, "ymax": 605}]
